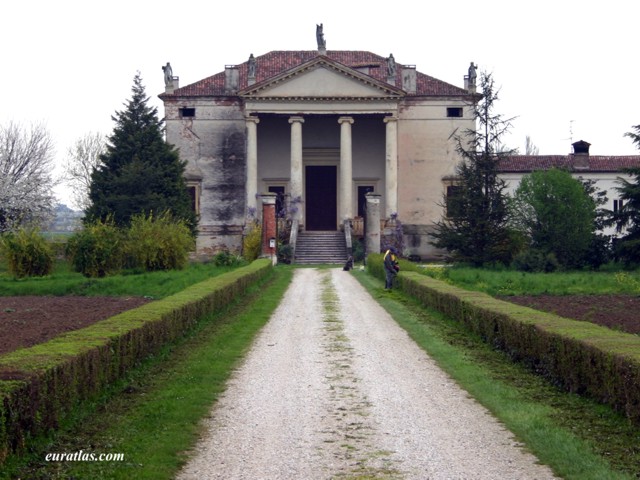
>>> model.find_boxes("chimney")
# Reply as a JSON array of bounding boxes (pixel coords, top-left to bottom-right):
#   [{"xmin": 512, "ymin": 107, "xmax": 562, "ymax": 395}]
[
  {"xmin": 402, "ymin": 66, "xmax": 416, "ymax": 93},
  {"xmin": 572, "ymin": 140, "xmax": 591, "ymax": 170},
  {"xmin": 225, "ymin": 65, "xmax": 239, "ymax": 94}
]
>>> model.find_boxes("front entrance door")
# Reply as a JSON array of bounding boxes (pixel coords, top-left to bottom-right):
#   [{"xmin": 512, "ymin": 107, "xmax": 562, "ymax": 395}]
[{"xmin": 305, "ymin": 165, "xmax": 337, "ymax": 230}]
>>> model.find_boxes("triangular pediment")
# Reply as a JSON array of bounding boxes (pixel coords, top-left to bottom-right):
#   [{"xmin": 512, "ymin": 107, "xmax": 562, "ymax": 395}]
[{"xmin": 240, "ymin": 56, "xmax": 404, "ymax": 99}]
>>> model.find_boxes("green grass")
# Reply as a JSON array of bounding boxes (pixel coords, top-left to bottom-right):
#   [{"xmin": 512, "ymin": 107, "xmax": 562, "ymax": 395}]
[
  {"xmin": 0, "ymin": 259, "xmax": 245, "ymax": 299},
  {"xmin": 3, "ymin": 265, "xmax": 294, "ymax": 480},
  {"xmin": 419, "ymin": 265, "xmax": 640, "ymax": 295},
  {"xmin": 353, "ymin": 269, "xmax": 640, "ymax": 480}
]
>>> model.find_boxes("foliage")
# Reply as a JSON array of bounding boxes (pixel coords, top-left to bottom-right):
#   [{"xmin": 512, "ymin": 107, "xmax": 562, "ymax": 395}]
[
  {"xmin": 242, "ymin": 221, "xmax": 262, "ymax": 262},
  {"xmin": 66, "ymin": 218, "xmax": 123, "ymax": 278},
  {"xmin": 212, "ymin": 251, "xmax": 244, "ymax": 267},
  {"xmin": 430, "ymin": 71, "xmax": 517, "ymax": 266},
  {"xmin": 511, "ymin": 249, "xmax": 559, "ymax": 273},
  {"xmin": 418, "ymin": 266, "xmax": 640, "ymax": 296},
  {"xmin": 124, "ymin": 211, "xmax": 194, "ymax": 271},
  {"xmin": 0, "ymin": 228, "xmax": 53, "ymax": 278},
  {"xmin": 511, "ymin": 168, "xmax": 597, "ymax": 269},
  {"xmin": 0, "ymin": 121, "xmax": 56, "ymax": 233},
  {"xmin": 85, "ymin": 73, "xmax": 197, "ymax": 236},
  {"xmin": 277, "ymin": 243, "xmax": 293, "ymax": 264},
  {"xmin": 62, "ymin": 132, "xmax": 105, "ymax": 211}
]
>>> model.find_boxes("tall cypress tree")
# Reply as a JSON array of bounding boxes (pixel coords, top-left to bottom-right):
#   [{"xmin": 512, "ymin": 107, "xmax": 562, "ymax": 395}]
[
  {"xmin": 430, "ymin": 71, "xmax": 516, "ymax": 266},
  {"xmin": 86, "ymin": 73, "xmax": 197, "ymax": 235}
]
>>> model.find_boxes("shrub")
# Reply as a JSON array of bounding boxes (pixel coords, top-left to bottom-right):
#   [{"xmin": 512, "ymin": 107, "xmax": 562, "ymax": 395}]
[
  {"xmin": 242, "ymin": 221, "xmax": 262, "ymax": 262},
  {"xmin": 124, "ymin": 211, "xmax": 194, "ymax": 271},
  {"xmin": 512, "ymin": 249, "xmax": 559, "ymax": 273},
  {"xmin": 0, "ymin": 228, "xmax": 53, "ymax": 278},
  {"xmin": 66, "ymin": 218, "xmax": 123, "ymax": 277},
  {"xmin": 213, "ymin": 250, "xmax": 243, "ymax": 267},
  {"xmin": 277, "ymin": 243, "xmax": 293, "ymax": 264}
]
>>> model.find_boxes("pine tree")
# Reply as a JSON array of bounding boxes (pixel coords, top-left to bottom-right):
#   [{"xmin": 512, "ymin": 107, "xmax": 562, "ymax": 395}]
[
  {"xmin": 430, "ymin": 72, "xmax": 517, "ymax": 266},
  {"xmin": 86, "ymin": 73, "xmax": 197, "ymax": 235}
]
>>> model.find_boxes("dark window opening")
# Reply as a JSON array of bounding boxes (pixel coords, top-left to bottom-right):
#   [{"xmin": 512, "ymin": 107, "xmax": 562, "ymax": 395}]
[
  {"xmin": 179, "ymin": 107, "xmax": 196, "ymax": 118},
  {"xmin": 357, "ymin": 186, "xmax": 374, "ymax": 217},
  {"xmin": 268, "ymin": 186, "xmax": 286, "ymax": 217},
  {"xmin": 614, "ymin": 199, "xmax": 625, "ymax": 213},
  {"xmin": 187, "ymin": 186, "xmax": 198, "ymax": 213},
  {"xmin": 447, "ymin": 107, "xmax": 463, "ymax": 118},
  {"xmin": 446, "ymin": 185, "xmax": 463, "ymax": 218}
]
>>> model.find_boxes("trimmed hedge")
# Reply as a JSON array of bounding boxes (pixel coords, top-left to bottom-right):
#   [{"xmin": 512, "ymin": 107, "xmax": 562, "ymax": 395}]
[
  {"xmin": 366, "ymin": 254, "xmax": 640, "ymax": 426},
  {"xmin": 0, "ymin": 259, "xmax": 272, "ymax": 463}
]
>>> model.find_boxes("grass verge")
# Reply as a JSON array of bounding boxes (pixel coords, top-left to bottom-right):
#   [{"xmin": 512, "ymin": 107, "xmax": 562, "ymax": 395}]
[
  {"xmin": 353, "ymin": 269, "xmax": 640, "ymax": 480},
  {"xmin": 3, "ymin": 265, "xmax": 293, "ymax": 480}
]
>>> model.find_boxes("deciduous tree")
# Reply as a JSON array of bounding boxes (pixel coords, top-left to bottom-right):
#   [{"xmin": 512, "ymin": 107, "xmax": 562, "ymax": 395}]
[
  {"xmin": 0, "ymin": 121, "xmax": 56, "ymax": 232},
  {"xmin": 62, "ymin": 132, "xmax": 105, "ymax": 211}
]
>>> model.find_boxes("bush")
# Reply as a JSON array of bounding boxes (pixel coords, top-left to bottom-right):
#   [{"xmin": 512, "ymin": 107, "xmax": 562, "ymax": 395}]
[
  {"xmin": 277, "ymin": 243, "xmax": 293, "ymax": 264},
  {"xmin": 213, "ymin": 250, "xmax": 243, "ymax": 267},
  {"xmin": 242, "ymin": 221, "xmax": 262, "ymax": 262},
  {"xmin": 124, "ymin": 211, "xmax": 194, "ymax": 271},
  {"xmin": 512, "ymin": 249, "xmax": 559, "ymax": 273},
  {"xmin": 0, "ymin": 228, "xmax": 53, "ymax": 278},
  {"xmin": 66, "ymin": 219, "xmax": 123, "ymax": 277}
]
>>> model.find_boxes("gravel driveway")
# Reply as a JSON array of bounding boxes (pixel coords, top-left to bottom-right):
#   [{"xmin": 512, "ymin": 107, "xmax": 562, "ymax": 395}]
[{"xmin": 177, "ymin": 268, "xmax": 557, "ymax": 479}]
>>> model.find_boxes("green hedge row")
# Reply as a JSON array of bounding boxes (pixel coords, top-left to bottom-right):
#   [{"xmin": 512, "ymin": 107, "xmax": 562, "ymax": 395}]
[
  {"xmin": 0, "ymin": 259, "xmax": 273, "ymax": 463},
  {"xmin": 366, "ymin": 254, "xmax": 640, "ymax": 426}
]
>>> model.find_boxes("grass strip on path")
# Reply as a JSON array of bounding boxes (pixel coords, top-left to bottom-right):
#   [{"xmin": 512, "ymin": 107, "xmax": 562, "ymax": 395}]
[
  {"xmin": 4, "ymin": 265, "xmax": 293, "ymax": 480},
  {"xmin": 353, "ymin": 269, "xmax": 639, "ymax": 480}
]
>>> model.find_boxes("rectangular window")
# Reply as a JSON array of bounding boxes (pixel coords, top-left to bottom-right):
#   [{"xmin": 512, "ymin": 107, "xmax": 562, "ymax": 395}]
[
  {"xmin": 446, "ymin": 185, "xmax": 463, "ymax": 218},
  {"xmin": 447, "ymin": 107, "xmax": 463, "ymax": 118},
  {"xmin": 179, "ymin": 107, "xmax": 196, "ymax": 118},
  {"xmin": 614, "ymin": 199, "xmax": 624, "ymax": 213},
  {"xmin": 186, "ymin": 183, "xmax": 201, "ymax": 215},
  {"xmin": 357, "ymin": 185, "xmax": 374, "ymax": 218}
]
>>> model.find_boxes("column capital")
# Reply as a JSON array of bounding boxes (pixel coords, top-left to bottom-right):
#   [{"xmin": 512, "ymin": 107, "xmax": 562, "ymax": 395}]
[
  {"xmin": 338, "ymin": 116, "xmax": 354, "ymax": 125},
  {"xmin": 245, "ymin": 115, "xmax": 260, "ymax": 125},
  {"xmin": 288, "ymin": 116, "xmax": 305, "ymax": 124},
  {"xmin": 383, "ymin": 115, "xmax": 398, "ymax": 124}
]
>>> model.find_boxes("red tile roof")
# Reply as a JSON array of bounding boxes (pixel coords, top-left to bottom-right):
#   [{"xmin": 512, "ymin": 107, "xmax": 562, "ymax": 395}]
[
  {"xmin": 163, "ymin": 51, "xmax": 469, "ymax": 98},
  {"xmin": 498, "ymin": 155, "xmax": 640, "ymax": 173}
]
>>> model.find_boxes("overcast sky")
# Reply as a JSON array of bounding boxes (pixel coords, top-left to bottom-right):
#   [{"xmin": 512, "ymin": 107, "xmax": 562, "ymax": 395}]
[{"xmin": 2, "ymin": 0, "xmax": 638, "ymax": 205}]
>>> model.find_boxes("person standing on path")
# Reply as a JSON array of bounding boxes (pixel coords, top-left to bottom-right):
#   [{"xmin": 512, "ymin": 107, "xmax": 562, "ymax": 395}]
[{"xmin": 383, "ymin": 246, "xmax": 399, "ymax": 289}]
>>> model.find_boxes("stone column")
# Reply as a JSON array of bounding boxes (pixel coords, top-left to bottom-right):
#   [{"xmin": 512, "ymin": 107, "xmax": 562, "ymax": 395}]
[
  {"xmin": 288, "ymin": 116, "xmax": 304, "ymax": 224},
  {"xmin": 384, "ymin": 116, "xmax": 398, "ymax": 218},
  {"xmin": 338, "ymin": 116, "xmax": 354, "ymax": 221},
  {"xmin": 260, "ymin": 193, "xmax": 278, "ymax": 265},
  {"xmin": 245, "ymin": 116, "xmax": 260, "ymax": 215},
  {"xmin": 365, "ymin": 192, "xmax": 381, "ymax": 256}
]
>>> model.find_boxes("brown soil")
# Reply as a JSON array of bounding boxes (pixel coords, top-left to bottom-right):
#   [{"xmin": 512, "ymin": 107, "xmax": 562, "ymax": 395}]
[
  {"xmin": 497, "ymin": 294, "xmax": 640, "ymax": 335},
  {"xmin": 0, "ymin": 293, "xmax": 638, "ymax": 357},
  {"xmin": 0, "ymin": 296, "xmax": 152, "ymax": 356}
]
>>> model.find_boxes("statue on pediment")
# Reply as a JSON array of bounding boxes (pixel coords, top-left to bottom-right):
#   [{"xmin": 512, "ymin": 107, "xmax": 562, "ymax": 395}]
[
  {"xmin": 316, "ymin": 24, "xmax": 326, "ymax": 50},
  {"xmin": 468, "ymin": 62, "xmax": 477, "ymax": 86},
  {"xmin": 248, "ymin": 54, "xmax": 256, "ymax": 78},
  {"xmin": 386, "ymin": 54, "xmax": 396, "ymax": 77}
]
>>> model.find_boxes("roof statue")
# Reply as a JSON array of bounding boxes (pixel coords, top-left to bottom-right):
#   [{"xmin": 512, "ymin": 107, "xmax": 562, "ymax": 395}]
[
  {"xmin": 386, "ymin": 54, "xmax": 396, "ymax": 77},
  {"xmin": 248, "ymin": 54, "xmax": 256, "ymax": 78},
  {"xmin": 316, "ymin": 24, "xmax": 326, "ymax": 50},
  {"xmin": 162, "ymin": 62, "xmax": 173, "ymax": 86},
  {"xmin": 468, "ymin": 62, "xmax": 477, "ymax": 86}
]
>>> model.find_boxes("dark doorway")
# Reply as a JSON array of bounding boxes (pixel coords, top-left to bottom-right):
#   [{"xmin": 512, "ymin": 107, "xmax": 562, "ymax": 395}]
[{"xmin": 305, "ymin": 165, "xmax": 337, "ymax": 230}]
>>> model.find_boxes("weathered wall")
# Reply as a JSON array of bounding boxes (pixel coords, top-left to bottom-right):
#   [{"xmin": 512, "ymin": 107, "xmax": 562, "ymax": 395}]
[
  {"xmin": 165, "ymin": 98, "xmax": 247, "ymax": 254},
  {"xmin": 397, "ymin": 98, "xmax": 473, "ymax": 260}
]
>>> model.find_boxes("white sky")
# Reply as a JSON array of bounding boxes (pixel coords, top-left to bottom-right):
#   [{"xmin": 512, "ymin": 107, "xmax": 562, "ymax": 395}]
[{"xmin": 2, "ymin": 0, "xmax": 639, "ymax": 206}]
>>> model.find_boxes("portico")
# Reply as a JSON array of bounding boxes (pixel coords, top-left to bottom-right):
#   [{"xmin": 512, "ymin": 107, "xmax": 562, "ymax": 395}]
[{"xmin": 244, "ymin": 110, "xmax": 398, "ymax": 231}]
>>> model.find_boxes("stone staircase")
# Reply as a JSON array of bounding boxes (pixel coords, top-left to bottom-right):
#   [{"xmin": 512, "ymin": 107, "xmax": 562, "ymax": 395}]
[{"xmin": 294, "ymin": 231, "xmax": 348, "ymax": 264}]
